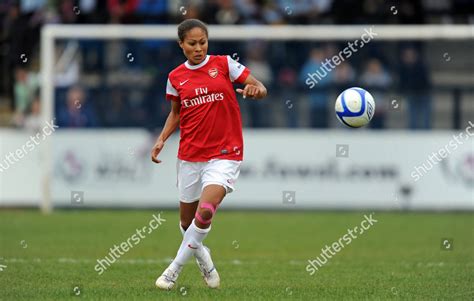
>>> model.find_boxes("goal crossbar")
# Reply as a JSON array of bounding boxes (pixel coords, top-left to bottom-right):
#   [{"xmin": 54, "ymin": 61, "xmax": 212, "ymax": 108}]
[{"xmin": 43, "ymin": 24, "xmax": 473, "ymax": 40}]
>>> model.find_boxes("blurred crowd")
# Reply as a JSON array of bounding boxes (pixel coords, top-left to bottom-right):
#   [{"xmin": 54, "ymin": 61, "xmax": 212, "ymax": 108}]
[{"xmin": 0, "ymin": 0, "xmax": 472, "ymax": 131}]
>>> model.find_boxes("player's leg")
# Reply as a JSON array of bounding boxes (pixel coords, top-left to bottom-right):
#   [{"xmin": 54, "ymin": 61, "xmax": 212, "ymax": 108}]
[
  {"xmin": 187, "ymin": 159, "xmax": 241, "ymax": 287},
  {"xmin": 171, "ymin": 185, "xmax": 225, "ymax": 269},
  {"xmin": 178, "ymin": 199, "xmax": 216, "ymax": 286},
  {"xmin": 174, "ymin": 184, "xmax": 225, "ymax": 288},
  {"xmin": 157, "ymin": 160, "xmax": 240, "ymax": 290},
  {"xmin": 156, "ymin": 160, "xmax": 202, "ymax": 290},
  {"xmin": 158, "ymin": 200, "xmax": 208, "ymax": 290},
  {"xmin": 194, "ymin": 184, "xmax": 226, "ymax": 229},
  {"xmin": 165, "ymin": 179, "xmax": 232, "ymax": 288},
  {"xmin": 179, "ymin": 201, "xmax": 198, "ymax": 231}
]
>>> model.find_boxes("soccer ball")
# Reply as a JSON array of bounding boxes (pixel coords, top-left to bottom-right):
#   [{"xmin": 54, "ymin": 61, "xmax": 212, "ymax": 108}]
[{"xmin": 335, "ymin": 87, "xmax": 375, "ymax": 128}]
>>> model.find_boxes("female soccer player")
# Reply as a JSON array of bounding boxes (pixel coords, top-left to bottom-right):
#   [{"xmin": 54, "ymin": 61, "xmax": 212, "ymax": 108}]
[{"xmin": 151, "ymin": 19, "xmax": 267, "ymax": 290}]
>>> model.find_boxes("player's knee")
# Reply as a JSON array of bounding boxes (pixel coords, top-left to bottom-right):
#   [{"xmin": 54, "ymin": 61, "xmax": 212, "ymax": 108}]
[
  {"xmin": 198, "ymin": 208, "xmax": 213, "ymax": 220},
  {"xmin": 195, "ymin": 203, "xmax": 218, "ymax": 225}
]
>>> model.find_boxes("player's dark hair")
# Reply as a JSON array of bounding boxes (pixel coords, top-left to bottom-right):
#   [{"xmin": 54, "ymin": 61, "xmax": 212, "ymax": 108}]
[{"xmin": 177, "ymin": 19, "xmax": 208, "ymax": 42}]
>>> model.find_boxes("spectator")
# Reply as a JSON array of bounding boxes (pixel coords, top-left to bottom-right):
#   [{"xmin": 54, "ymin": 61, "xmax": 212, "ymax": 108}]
[
  {"xmin": 23, "ymin": 94, "xmax": 42, "ymax": 131},
  {"xmin": 399, "ymin": 47, "xmax": 432, "ymax": 129},
  {"xmin": 261, "ymin": 1, "xmax": 285, "ymax": 24},
  {"xmin": 57, "ymin": 86, "xmax": 99, "ymax": 127},
  {"xmin": 362, "ymin": 0, "xmax": 388, "ymax": 23},
  {"xmin": 299, "ymin": 47, "xmax": 332, "ymax": 128},
  {"xmin": 244, "ymin": 41, "xmax": 273, "ymax": 127},
  {"xmin": 107, "ymin": 0, "xmax": 139, "ymax": 24},
  {"xmin": 20, "ymin": 0, "xmax": 46, "ymax": 14},
  {"xmin": 12, "ymin": 66, "xmax": 39, "ymax": 127},
  {"xmin": 277, "ymin": 0, "xmax": 332, "ymax": 24},
  {"xmin": 204, "ymin": 0, "xmax": 242, "ymax": 24},
  {"xmin": 236, "ymin": 0, "xmax": 263, "ymax": 24},
  {"xmin": 327, "ymin": 43, "xmax": 357, "ymax": 91},
  {"xmin": 58, "ymin": 0, "xmax": 80, "ymax": 24},
  {"xmin": 1, "ymin": 3, "xmax": 27, "ymax": 108},
  {"xmin": 333, "ymin": 61, "xmax": 356, "ymax": 87},
  {"xmin": 102, "ymin": 89, "xmax": 129, "ymax": 127},
  {"xmin": 136, "ymin": 0, "xmax": 168, "ymax": 23},
  {"xmin": 397, "ymin": 0, "xmax": 425, "ymax": 24},
  {"xmin": 361, "ymin": 59, "xmax": 391, "ymax": 87},
  {"xmin": 183, "ymin": 2, "xmax": 206, "ymax": 21},
  {"xmin": 361, "ymin": 58, "xmax": 392, "ymax": 129},
  {"xmin": 278, "ymin": 67, "xmax": 299, "ymax": 127}
]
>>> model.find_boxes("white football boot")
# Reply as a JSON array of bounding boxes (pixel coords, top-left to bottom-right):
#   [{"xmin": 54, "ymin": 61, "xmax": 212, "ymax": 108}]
[
  {"xmin": 155, "ymin": 265, "xmax": 182, "ymax": 290},
  {"xmin": 195, "ymin": 246, "xmax": 220, "ymax": 288}
]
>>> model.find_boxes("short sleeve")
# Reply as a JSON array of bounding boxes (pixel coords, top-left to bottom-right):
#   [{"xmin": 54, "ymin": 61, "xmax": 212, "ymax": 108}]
[
  {"xmin": 227, "ymin": 56, "xmax": 250, "ymax": 84},
  {"xmin": 166, "ymin": 78, "xmax": 180, "ymax": 102}
]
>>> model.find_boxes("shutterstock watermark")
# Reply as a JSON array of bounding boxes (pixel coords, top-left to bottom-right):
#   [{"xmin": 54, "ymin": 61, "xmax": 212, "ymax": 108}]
[
  {"xmin": 94, "ymin": 212, "xmax": 166, "ymax": 275},
  {"xmin": 0, "ymin": 119, "xmax": 58, "ymax": 173},
  {"xmin": 411, "ymin": 121, "xmax": 473, "ymax": 182},
  {"xmin": 305, "ymin": 26, "xmax": 378, "ymax": 89},
  {"xmin": 306, "ymin": 213, "xmax": 378, "ymax": 275}
]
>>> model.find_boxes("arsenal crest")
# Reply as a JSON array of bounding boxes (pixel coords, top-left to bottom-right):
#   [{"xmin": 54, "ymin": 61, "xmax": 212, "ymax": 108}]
[{"xmin": 208, "ymin": 68, "xmax": 218, "ymax": 78}]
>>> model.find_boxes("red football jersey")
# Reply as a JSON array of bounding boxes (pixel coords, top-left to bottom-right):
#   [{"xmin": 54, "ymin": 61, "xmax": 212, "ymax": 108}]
[{"xmin": 166, "ymin": 55, "xmax": 250, "ymax": 162}]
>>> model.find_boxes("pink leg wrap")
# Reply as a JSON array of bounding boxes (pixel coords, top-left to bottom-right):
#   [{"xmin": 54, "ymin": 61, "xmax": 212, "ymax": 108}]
[{"xmin": 195, "ymin": 203, "xmax": 218, "ymax": 225}]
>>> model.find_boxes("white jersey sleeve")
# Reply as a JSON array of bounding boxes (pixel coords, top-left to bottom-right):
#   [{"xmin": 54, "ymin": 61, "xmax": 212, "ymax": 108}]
[
  {"xmin": 227, "ymin": 55, "xmax": 247, "ymax": 82},
  {"xmin": 166, "ymin": 78, "xmax": 179, "ymax": 101},
  {"xmin": 166, "ymin": 78, "xmax": 178, "ymax": 96}
]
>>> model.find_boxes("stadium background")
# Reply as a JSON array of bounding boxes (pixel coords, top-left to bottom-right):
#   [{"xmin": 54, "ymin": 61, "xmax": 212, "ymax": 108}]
[{"xmin": 0, "ymin": 0, "xmax": 473, "ymax": 300}]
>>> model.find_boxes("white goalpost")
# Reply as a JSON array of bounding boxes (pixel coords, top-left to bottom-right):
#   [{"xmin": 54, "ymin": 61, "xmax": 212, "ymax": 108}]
[{"xmin": 39, "ymin": 24, "xmax": 474, "ymax": 213}]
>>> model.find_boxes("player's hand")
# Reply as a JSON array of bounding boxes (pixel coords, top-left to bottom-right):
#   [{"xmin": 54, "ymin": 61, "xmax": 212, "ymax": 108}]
[
  {"xmin": 151, "ymin": 139, "xmax": 165, "ymax": 164},
  {"xmin": 236, "ymin": 84, "xmax": 266, "ymax": 99}
]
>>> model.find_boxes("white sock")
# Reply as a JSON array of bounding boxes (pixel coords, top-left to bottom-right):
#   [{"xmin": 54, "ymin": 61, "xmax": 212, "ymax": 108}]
[
  {"xmin": 171, "ymin": 220, "xmax": 211, "ymax": 270},
  {"xmin": 179, "ymin": 222, "xmax": 209, "ymax": 260}
]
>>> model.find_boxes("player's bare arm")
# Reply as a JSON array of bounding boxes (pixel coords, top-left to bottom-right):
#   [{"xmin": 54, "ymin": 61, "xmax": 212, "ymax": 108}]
[
  {"xmin": 236, "ymin": 74, "xmax": 267, "ymax": 99},
  {"xmin": 151, "ymin": 100, "xmax": 181, "ymax": 164}
]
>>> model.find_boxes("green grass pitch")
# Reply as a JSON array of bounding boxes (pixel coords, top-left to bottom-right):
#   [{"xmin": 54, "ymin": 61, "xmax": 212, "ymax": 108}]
[{"xmin": 0, "ymin": 210, "xmax": 473, "ymax": 300}]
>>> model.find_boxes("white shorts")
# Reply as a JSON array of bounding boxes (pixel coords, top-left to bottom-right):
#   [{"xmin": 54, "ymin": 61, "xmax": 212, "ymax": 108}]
[{"xmin": 176, "ymin": 159, "xmax": 242, "ymax": 203}]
